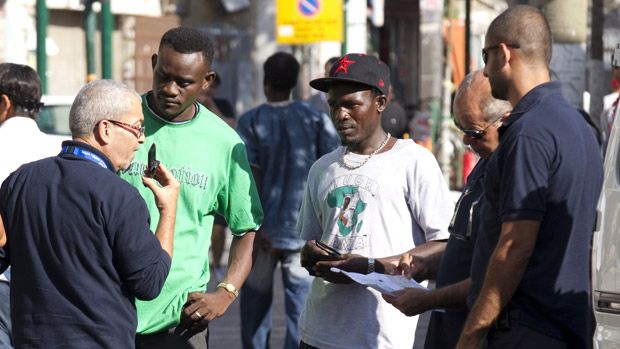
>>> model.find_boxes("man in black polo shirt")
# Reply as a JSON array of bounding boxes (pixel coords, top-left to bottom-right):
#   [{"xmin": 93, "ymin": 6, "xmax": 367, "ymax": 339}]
[
  {"xmin": 0, "ymin": 80, "xmax": 180, "ymax": 348},
  {"xmin": 456, "ymin": 6, "xmax": 603, "ymax": 349}
]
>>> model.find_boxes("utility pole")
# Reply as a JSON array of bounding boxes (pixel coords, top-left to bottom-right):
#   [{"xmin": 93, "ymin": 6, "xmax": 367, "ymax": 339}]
[
  {"xmin": 36, "ymin": 0, "xmax": 48, "ymax": 93},
  {"xmin": 84, "ymin": 0, "xmax": 97, "ymax": 82},
  {"xmin": 101, "ymin": 0, "xmax": 113, "ymax": 79},
  {"xmin": 589, "ymin": 0, "xmax": 605, "ymax": 128},
  {"xmin": 538, "ymin": 0, "xmax": 588, "ymax": 109},
  {"xmin": 341, "ymin": 0, "xmax": 348, "ymax": 56}
]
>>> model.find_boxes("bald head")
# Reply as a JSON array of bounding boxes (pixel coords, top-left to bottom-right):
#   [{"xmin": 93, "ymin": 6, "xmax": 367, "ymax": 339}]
[
  {"xmin": 487, "ymin": 5, "xmax": 552, "ymax": 67},
  {"xmin": 454, "ymin": 70, "xmax": 511, "ymax": 123}
]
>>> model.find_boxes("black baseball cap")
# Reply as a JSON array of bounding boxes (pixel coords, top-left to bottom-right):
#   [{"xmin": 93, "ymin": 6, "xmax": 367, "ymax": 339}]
[{"xmin": 310, "ymin": 53, "xmax": 390, "ymax": 96}]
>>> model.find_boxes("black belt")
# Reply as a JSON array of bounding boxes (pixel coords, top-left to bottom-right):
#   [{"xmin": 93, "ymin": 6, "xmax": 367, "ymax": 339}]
[{"xmin": 493, "ymin": 305, "xmax": 520, "ymax": 330}]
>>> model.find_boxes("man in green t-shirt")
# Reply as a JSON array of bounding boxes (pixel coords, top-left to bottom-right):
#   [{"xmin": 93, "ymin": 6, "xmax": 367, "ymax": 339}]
[{"xmin": 121, "ymin": 27, "xmax": 263, "ymax": 349}]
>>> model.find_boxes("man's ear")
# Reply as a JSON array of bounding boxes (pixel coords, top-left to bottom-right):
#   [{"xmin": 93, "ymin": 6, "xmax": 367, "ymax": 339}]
[
  {"xmin": 203, "ymin": 71, "xmax": 216, "ymax": 91},
  {"xmin": 0, "ymin": 94, "xmax": 13, "ymax": 125},
  {"xmin": 151, "ymin": 54, "xmax": 158, "ymax": 71},
  {"xmin": 499, "ymin": 43, "xmax": 512, "ymax": 66},
  {"xmin": 376, "ymin": 95, "xmax": 388, "ymax": 113},
  {"xmin": 94, "ymin": 120, "xmax": 113, "ymax": 145}
]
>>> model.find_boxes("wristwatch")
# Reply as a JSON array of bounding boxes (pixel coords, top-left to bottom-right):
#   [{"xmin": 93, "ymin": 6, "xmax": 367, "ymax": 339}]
[
  {"xmin": 217, "ymin": 282, "xmax": 239, "ymax": 298},
  {"xmin": 367, "ymin": 258, "xmax": 375, "ymax": 274}
]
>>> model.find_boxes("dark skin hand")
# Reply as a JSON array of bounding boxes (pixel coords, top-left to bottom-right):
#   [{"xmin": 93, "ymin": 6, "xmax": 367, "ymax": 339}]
[
  {"xmin": 382, "ymin": 278, "xmax": 471, "ymax": 316},
  {"xmin": 301, "ymin": 240, "xmax": 447, "ymax": 284},
  {"xmin": 177, "ymin": 231, "xmax": 256, "ymax": 333}
]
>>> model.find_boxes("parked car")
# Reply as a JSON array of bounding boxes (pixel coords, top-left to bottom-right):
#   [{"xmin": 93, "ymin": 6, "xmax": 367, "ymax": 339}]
[
  {"xmin": 592, "ymin": 97, "xmax": 620, "ymax": 347},
  {"xmin": 37, "ymin": 95, "xmax": 74, "ymax": 137}
]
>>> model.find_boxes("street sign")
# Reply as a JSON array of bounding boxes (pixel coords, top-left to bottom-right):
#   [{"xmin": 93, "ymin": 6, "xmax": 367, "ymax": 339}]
[{"xmin": 276, "ymin": 0, "xmax": 343, "ymax": 44}]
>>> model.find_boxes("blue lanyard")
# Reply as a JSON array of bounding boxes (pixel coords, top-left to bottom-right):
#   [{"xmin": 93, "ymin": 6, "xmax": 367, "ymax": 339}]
[{"xmin": 61, "ymin": 145, "xmax": 109, "ymax": 170}]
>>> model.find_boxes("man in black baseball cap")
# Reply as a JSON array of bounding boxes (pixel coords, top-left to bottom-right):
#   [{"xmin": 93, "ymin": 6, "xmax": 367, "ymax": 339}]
[{"xmin": 296, "ymin": 53, "xmax": 453, "ymax": 349}]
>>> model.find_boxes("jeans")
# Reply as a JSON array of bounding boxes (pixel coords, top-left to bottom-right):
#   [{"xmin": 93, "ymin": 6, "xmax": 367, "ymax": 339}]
[
  {"xmin": 0, "ymin": 281, "xmax": 11, "ymax": 348},
  {"xmin": 241, "ymin": 248, "xmax": 312, "ymax": 349}
]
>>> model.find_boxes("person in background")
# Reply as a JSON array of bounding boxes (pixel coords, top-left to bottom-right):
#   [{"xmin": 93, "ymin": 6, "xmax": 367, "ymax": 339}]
[
  {"xmin": 381, "ymin": 85, "xmax": 409, "ymax": 139},
  {"xmin": 306, "ymin": 56, "xmax": 340, "ymax": 116},
  {"xmin": 0, "ymin": 63, "xmax": 66, "ymax": 348},
  {"xmin": 236, "ymin": 51, "xmax": 339, "ymax": 349},
  {"xmin": 0, "ymin": 79, "xmax": 180, "ymax": 348},
  {"xmin": 197, "ymin": 72, "xmax": 236, "ymax": 128}
]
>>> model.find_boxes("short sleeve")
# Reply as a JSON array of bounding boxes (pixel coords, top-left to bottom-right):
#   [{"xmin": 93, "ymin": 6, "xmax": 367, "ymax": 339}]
[
  {"xmin": 236, "ymin": 111, "xmax": 260, "ymax": 167},
  {"xmin": 408, "ymin": 149, "xmax": 453, "ymax": 242},
  {"xmin": 499, "ymin": 135, "xmax": 550, "ymax": 221},
  {"xmin": 217, "ymin": 142, "xmax": 263, "ymax": 235}
]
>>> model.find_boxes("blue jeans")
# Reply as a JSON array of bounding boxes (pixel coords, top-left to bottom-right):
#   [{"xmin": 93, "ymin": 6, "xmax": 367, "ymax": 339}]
[
  {"xmin": 0, "ymin": 281, "xmax": 12, "ymax": 348},
  {"xmin": 240, "ymin": 248, "xmax": 312, "ymax": 349}
]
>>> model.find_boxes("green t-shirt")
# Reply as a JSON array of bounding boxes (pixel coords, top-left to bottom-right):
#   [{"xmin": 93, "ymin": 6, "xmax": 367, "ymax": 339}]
[{"xmin": 120, "ymin": 95, "xmax": 263, "ymax": 334}]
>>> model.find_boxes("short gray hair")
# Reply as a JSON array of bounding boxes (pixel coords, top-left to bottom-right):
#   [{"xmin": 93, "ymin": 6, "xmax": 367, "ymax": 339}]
[{"xmin": 69, "ymin": 80, "xmax": 141, "ymax": 137}]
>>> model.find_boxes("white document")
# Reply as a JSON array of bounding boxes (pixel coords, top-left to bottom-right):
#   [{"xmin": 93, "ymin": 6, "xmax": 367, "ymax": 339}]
[{"xmin": 330, "ymin": 267, "xmax": 427, "ymax": 294}]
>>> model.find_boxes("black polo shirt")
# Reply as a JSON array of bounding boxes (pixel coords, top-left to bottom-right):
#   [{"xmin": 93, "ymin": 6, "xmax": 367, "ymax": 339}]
[
  {"xmin": 425, "ymin": 159, "xmax": 488, "ymax": 349},
  {"xmin": 469, "ymin": 82, "xmax": 603, "ymax": 347},
  {"xmin": 0, "ymin": 141, "xmax": 171, "ymax": 348}
]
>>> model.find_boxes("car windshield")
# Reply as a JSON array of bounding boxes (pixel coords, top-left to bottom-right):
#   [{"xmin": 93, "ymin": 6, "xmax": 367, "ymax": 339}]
[{"xmin": 37, "ymin": 96, "xmax": 73, "ymax": 136}]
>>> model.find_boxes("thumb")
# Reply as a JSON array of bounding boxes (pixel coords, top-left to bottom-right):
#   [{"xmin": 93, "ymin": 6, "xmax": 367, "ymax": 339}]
[
  {"xmin": 141, "ymin": 176, "xmax": 160, "ymax": 193},
  {"xmin": 186, "ymin": 292, "xmax": 203, "ymax": 303}
]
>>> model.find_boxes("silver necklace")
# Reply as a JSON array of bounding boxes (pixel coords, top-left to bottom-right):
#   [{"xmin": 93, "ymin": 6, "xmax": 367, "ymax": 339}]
[{"xmin": 341, "ymin": 133, "xmax": 391, "ymax": 170}]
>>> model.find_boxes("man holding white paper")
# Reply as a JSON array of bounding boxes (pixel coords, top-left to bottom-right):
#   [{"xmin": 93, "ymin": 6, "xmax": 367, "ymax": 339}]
[{"xmin": 297, "ymin": 54, "xmax": 453, "ymax": 349}]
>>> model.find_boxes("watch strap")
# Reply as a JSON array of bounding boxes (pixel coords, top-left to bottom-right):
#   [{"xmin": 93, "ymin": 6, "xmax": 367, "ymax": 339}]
[
  {"xmin": 367, "ymin": 258, "xmax": 375, "ymax": 274},
  {"xmin": 217, "ymin": 282, "xmax": 239, "ymax": 298}
]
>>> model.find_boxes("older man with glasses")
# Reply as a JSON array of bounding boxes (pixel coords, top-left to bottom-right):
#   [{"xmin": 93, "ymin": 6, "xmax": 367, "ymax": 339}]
[
  {"xmin": 383, "ymin": 70, "xmax": 510, "ymax": 349},
  {"xmin": 0, "ymin": 80, "xmax": 180, "ymax": 348}
]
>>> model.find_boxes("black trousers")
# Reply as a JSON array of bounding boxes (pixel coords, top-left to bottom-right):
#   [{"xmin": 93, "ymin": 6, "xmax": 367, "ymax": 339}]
[{"xmin": 135, "ymin": 326, "xmax": 209, "ymax": 349}]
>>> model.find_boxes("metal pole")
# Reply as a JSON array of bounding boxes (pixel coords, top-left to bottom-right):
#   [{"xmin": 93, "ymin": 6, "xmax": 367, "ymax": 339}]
[
  {"xmin": 36, "ymin": 0, "xmax": 48, "ymax": 93},
  {"xmin": 85, "ymin": 0, "xmax": 97, "ymax": 82},
  {"xmin": 465, "ymin": 0, "xmax": 471, "ymax": 74},
  {"xmin": 341, "ymin": 0, "xmax": 348, "ymax": 56},
  {"xmin": 101, "ymin": 0, "xmax": 113, "ymax": 79}
]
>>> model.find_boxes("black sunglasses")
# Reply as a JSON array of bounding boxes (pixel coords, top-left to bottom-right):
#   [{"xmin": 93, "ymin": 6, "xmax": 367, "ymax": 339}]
[
  {"xmin": 457, "ymin": 114, "xmax": 504, "ymax": 139},
  {"xmin": 482, "ymin": 43, "xmax": 520, "ymax": 64}
]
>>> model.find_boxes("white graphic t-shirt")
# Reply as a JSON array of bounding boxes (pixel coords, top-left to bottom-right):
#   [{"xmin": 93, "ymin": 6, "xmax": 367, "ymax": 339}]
[{"xmin": 297, "ymin": 139, "xmax": 453, "ymax": 349}]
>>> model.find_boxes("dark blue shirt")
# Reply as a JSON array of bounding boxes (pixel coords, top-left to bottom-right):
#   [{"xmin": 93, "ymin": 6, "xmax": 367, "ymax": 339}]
[
  {"xmin": 236, "ymin": 101, "xmax": 339, "ymax": 250},
  {"xmin": 469, "ymin": 82, "xmax": 603, "ymax": 347},
  {"xmin": 0, "ymin": 141, "xmax": 171, "ymax": 348},
  {"xmin": 425, "ymin": 159, "xmax": 487, "ymax": 349}
]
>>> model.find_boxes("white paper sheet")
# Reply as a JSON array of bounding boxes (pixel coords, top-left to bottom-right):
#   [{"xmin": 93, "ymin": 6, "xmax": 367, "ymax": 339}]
[{"xmin": 330, "ymin": 267, "xmax": 427, "ymax": 294}]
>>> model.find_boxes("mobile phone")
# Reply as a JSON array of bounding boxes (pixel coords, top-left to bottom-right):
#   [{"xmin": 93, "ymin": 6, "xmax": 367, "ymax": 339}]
[
  {"xmin": 315, "ymin": 240, "xmax": 341, "ymax": 256},
  {"xmin": 145, "ymin": 143, "xmax": 160, "ymax": 178}
]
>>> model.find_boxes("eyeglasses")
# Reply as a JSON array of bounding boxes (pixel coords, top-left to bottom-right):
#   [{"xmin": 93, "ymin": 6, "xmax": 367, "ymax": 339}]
[
  {"xmin": 482, "ymin": 43, "xmax": 520, "ymax": 64},
  {"xmin": 107, "ymin": 119, "xmax": 145, "ymax": 138},
  {"xmin": 457, "ymin": 114, "xmax": 503, "ymax": 140}
]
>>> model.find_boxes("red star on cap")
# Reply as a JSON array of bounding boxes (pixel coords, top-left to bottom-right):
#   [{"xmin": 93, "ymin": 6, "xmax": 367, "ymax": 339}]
[{"xmin": 334, "ymin": 57, "xmax": 355, "ymax": 75}]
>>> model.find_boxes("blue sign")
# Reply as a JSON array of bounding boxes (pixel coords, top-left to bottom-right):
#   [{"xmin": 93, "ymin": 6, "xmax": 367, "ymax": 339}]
[{"xmin": 298, "ymin": 0, "xmax": 320, "ymax": 17}]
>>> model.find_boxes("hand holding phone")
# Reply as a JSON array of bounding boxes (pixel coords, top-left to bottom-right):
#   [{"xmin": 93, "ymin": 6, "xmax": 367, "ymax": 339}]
[
  {"xmin": 145, "ymin": 143, "xmax": 160, "ymax": 178},
  {"xmin": 315, "ymin": 240, "xmax": 341, "ymax": 256}
]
